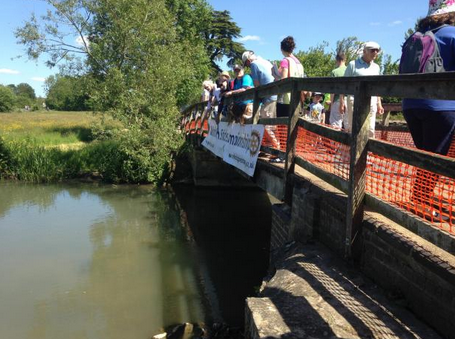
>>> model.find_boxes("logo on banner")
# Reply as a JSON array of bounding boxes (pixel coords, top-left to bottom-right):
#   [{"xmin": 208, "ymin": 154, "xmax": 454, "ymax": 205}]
[{"xmin": 249, "ymin": 130, "xmax": 261, "ymax": 156}]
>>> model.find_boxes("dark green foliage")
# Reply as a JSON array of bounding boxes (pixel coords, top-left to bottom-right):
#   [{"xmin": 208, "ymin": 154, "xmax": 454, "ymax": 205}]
[
  {"xmin": 295, "ymin": 42, "xmax": 334, "ymax": 77},
  {"xmin": 0, "ymin": 86, "xmax": 16, "ymax": 112},
  {"xmin": 15, "ymin": 83, "xmax": 36, "ymax": 100},
  {"xmin": 15, "ymin": 0, "xmax": 214, "ymax": 184},
  {"xmin": 0, "ymin": 136, "xmax": 166, "ymax": 183},
  {"xmin": 45, "ymin": 75, "xmax": 91, "ymax": 111},
  {"xmin": 205, "ymin": 10, "xmax": 244, "ymax": 72}
]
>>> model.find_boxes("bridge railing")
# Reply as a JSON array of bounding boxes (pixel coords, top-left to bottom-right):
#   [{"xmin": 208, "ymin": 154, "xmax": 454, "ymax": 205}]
[{"xmin": 181, "ymin": 72, "xmax": 455, "ymax": 256}]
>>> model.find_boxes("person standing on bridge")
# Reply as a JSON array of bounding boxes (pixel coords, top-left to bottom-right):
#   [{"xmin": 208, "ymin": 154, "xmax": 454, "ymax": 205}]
[
  {"xmin": 224, "ymin": 64, "xmax": 254, "ymax": 124},
  {"xmin": 400, "ymin": 0, "xmax": 455, "ymax": 220},
  {"xmin": 340, "ymin": 42, "xmax": 385, "ymax": 138},
  {"xmin": 242, "ymin": 50, "xmax": 280, "ymax": 150},
  {"xmin": 276, "ymin": 36, "xmax": 307, "ymax": 118},
  {"xmin": 329, "ymin": 52, "xmax": 347, "ymax": 128}
]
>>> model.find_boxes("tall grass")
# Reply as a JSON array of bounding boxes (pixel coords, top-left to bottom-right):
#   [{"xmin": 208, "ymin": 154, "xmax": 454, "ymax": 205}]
[
  {"xmin": 0, "ymin": 111, "xmax": 174, "ymax": 184},
  {"xmin": 0, "ymin": 111, "xmax": 128, "ymax": 183},
  {"xmin": 0, "ymin": 137, "xmax": 129, "ymax": 183}
]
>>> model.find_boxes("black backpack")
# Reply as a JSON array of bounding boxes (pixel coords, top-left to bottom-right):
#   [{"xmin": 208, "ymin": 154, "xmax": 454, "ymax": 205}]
[{"xmin": 399, "ymin": 25, "xmax": 447, "ymax": 74}]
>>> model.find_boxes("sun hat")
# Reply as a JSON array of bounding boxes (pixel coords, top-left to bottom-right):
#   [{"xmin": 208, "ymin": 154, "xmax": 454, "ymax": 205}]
[
  {"xmin": 220, "ymin": 71, "xmax": 230, "ymax": 78},
  {"xmin": 428, "ymin": 0, "xmax": 455, "ymax": 16},
  {"xmin": 364, "ymin": 41, "xmax": 381, "ymax": 51},
  {"xmin": 233, "ymin": 64, "xmax": 244, "ymax": 71},
  {"xmin": 242, "ymin": 51, "xmax": 254, "ymax": 65}
]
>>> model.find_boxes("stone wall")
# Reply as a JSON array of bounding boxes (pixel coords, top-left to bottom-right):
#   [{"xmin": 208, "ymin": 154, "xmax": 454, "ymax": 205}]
[
  {"xmin": 361, "ymin": 215, "xmax": 455, "ymax": 338},
  {"xmin": 270, "ymin": 204, "xmax": 291, "ymax": 251},
  {"xmin": 268, "ymin": 168, "xmax": 455, "ymax": 338},
  {"xmin": 289, "ymin": 173, "xmax": 347, "ymax": 256}
]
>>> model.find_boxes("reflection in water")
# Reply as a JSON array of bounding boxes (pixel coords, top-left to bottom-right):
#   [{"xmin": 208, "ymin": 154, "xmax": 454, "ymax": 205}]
[
  {"xmin": 0, "ymin": 182, "xmax": 272, "ymax": 338},
  {"xmin": 173, "ymin": 186, "xmax": 272, "ymax": 327},
  {"xmin": 0, "ymin": 183, "xmax": 204, "ymax": 339}
]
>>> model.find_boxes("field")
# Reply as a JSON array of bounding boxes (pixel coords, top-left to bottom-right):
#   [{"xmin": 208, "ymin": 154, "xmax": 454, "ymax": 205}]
[
  {"xmin": 0, "ymin": 111, "xmax": 98, "ymax": 148},
  {"xmin": 0, "ymin": 111, "xmax": 125, "ymax": 182}
]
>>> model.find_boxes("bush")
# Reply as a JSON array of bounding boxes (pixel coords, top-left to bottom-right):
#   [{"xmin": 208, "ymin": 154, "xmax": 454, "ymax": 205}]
[{"xmin": 0, "ymin": 86, "xmax": 16, "ymax": 112}]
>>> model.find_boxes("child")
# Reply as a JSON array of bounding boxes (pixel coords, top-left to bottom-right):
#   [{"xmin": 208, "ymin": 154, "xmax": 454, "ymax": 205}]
[{"xmin": 306, "ymin": 92, "xmax": 325, "ymax": 124}]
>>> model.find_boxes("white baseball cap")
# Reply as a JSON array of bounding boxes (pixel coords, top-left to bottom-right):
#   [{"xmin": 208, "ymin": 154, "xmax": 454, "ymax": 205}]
[
  {"xmin": 364, "ymin": 41, "xmax": 381, "ymax": 51},
  {"xmin": 242, "ymin": 51, "xmax": 254, "ymax": 65}
]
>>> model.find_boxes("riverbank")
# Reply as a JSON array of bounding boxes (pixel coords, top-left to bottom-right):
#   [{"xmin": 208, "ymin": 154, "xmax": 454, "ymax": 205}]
[{"xmin": 0, "ymin": 110, "xmax": 164, "ymax": 183}]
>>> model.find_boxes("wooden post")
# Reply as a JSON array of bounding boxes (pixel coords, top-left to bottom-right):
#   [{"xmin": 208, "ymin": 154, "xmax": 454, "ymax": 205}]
[
  {"xmin": 284, "ymin": 81, "xmax": 302, "ymax": 205},
  {"xmin": 252, "ymin": 90, "xmax": 261, "ymax": 124},
  {"xmin": 196, "ymin": 103, "xmax": 207, "ymax": 146},
  {"xmin": 345, "ymin": 82, "xmax": 371, "ymax": 258}
]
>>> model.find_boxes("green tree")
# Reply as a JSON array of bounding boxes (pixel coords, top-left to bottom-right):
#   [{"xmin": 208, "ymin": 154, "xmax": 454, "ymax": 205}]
[
  {"xmin": 45, "ymin": 75, "xmax": 90, "ymax": 111},
  {"xmin": 0, "ymin": 85, "xmax": 16, "ymax": 112},
  {"xmin": 16, "ymin": 0, "xmax": 211, "ymax": 183},
  {"xmin": 336, "ymin": 36, "xmax": 364, "ymax": 63},
  {"xmin": 205, "ymin": 10, "xmax": 244, "ymax": 72},
  {"xmin": 295, "ymin": 42, "xmax": 334, "ymax": 77},
  {"xmin": 166, "ymin": 2, "xmax": 244, "ymax": 76},
  {"xmin": 382, "ymin": 54, "xmax": 399, "ymax": 75},
  {"xmin": 16, "ymin": 83, "xmax": 36, "ymax": 100}
]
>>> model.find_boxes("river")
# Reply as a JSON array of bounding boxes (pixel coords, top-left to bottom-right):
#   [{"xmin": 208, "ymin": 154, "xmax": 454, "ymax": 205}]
[{"xmin": 0, "ymin": 182, "xmax": 271, "ymax": 338}]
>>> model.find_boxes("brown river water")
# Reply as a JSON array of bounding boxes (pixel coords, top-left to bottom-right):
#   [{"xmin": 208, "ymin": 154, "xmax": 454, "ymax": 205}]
[{"xmin": 0, "ymin": 182, "xmax": 271, "ymax": 339}]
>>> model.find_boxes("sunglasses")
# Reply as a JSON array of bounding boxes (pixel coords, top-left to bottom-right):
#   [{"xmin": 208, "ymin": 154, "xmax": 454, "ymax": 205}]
[{"xmin": 368, "ymin": 48, "xmax": 380, "ymax": 53}]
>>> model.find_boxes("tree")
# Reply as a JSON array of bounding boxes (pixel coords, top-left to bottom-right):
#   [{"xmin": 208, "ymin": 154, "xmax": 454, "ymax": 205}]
[
  {"xmin": 295, "ymin": 42, "xmax": 334, "ymax": 77},
  {"xmin": 204, "ymin": 10, "xmax": 244, "ymax": 72},
  {"xmin": 336, "ymin": 37, "xmax": 364, "ymax": 63},
  {"xmin": 0, "ymin": 86, "xmax": 16, "ymax": 112},
  {"xmin": 166, "ymin": 2, "xmax": 244, "ymax": 74},
  {"xmin": 15, "ymin": 0, "xmax": 215, "ymax": 183},
  {"xmin": 382, "ymin": 54, "xmax": 399, "ymax": 75},
  {"xmin": 45, "ymin": 75, "xmax": 90, "ymax": 111},
  {"xmin": 16, "ymin": 83, "xmax": 36, "ymax": 100}
]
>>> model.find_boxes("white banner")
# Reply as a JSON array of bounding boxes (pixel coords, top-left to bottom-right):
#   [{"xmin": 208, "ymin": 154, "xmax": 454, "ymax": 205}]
[{"xmin": 202, "ymin": 120, "xmax": 265, "ymax": 177}]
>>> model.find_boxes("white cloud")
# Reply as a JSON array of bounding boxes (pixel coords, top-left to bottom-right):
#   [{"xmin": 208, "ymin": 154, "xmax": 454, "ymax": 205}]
[
  {"xmin": 31, "ymin": 77, "xmax": 46, "ymax": 82},
  {"xmin": 76, "ymin": 35, "xmax": 90, "ymax": 48},
  {"xmin": 238, "ymin": 35, "xmax": 261, "ymax": 42},
  {"xmin": 0, "ymin": 68, "xmax": 20, "ymax": 74},
  {"xmin": 388, "ymin": 20, "xmax": 403, "ymax": 26},
  {"xmin": 370, "ymin": 22, "xmax": 381, "ymax": 26}
]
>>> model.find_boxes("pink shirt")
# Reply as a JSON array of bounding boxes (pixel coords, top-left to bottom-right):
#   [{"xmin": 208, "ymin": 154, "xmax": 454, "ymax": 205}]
[{"xmin": 280, "ymin": 55, "xmax": 301, "ymax": 69}]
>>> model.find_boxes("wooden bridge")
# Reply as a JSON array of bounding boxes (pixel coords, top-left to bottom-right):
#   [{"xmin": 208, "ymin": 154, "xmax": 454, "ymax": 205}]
[{"xmin": 181, "ymin": 72, "xmax": 455, "ymax": 339}]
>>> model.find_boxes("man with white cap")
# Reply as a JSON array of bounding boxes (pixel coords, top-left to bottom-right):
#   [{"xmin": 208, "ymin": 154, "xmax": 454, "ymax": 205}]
[
  {"xmin": 242, "ymin": 50, "xmax": 280, "ymax": 150},
  {"xmin": 340, "ymin": 41, "xmax": 384, "ymax": 138},
  {"xmin": 400, "ymin": 0, "xmax": 455, "ymax": 219}
]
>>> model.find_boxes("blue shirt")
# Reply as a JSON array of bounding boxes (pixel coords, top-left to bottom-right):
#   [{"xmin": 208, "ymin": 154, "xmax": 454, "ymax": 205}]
[
  {"xmin": 250, "ymin": 57, "xmax": 277, "ymax": 103},
  {"xmin": 403, "ymin": 25, "xmax": 455, "ymax": 111},
  {"xmin": 233, "ymin": 74, "xmax": 254, "ymax": 105}
]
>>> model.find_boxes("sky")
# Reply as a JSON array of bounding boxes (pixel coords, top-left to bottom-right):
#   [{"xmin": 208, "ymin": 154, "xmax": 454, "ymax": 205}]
[{"xmin": 0, "ymin": 0, "xmax": 428, "ymax": 98}]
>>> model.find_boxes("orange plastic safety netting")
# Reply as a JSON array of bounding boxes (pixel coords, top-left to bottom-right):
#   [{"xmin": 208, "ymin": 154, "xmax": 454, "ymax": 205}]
[
  {"xmin": 366, "ymin": 151, "xmax": 455, "ymax": 234},
  {"xmin": 261, "ymin": 125, "xmax": 289, "ymax": 153},
  {"xmin": 261, "ymin": 122, "xmax": 455, "ymax": 234},
  {"xmin": 375, "ymin": 129, "xmax": 415, "ymax": 148},
  {"xmin": 295, "ymin": 125, "xmax": 351, "ymax": 181},
  {"xmin": 202, "ymin": 120, "xmax": 209, "ymax": 137}
]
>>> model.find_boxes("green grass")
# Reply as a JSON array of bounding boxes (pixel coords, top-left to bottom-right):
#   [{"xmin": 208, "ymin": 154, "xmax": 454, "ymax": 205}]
[
  {"xmin": 0, "ymin": 111, "xmax": 126, "ymax": 182},
  {"xmin": 0, "ymin": 111, "xmax": 97, "ymax": 146}
]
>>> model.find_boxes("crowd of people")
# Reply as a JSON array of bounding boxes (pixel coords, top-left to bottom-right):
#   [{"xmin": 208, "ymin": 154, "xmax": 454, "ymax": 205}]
[
  {"xmin": 201, "ymin": 34, "xmax": 384, "ymax": 137},
  {"xmin": 200, "ymin": 0, "xmax": 455, "ymax": 166}
]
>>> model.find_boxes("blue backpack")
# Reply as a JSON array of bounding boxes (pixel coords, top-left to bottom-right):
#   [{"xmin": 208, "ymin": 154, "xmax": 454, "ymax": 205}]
[{"xmin": 399, "ymin": 25, "xmax": 447, "ymax": 74}]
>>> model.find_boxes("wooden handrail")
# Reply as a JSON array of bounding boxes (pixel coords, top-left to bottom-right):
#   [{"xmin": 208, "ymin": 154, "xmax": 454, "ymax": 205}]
[{"xmin": 181, "ymin": 72, "xmax": 455, "ymax": 257}]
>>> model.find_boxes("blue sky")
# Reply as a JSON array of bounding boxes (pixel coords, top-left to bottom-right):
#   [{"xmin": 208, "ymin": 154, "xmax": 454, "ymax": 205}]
[{"xmin": 1, "ymin": 0, "xmax": 428, "ymax": 97}]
